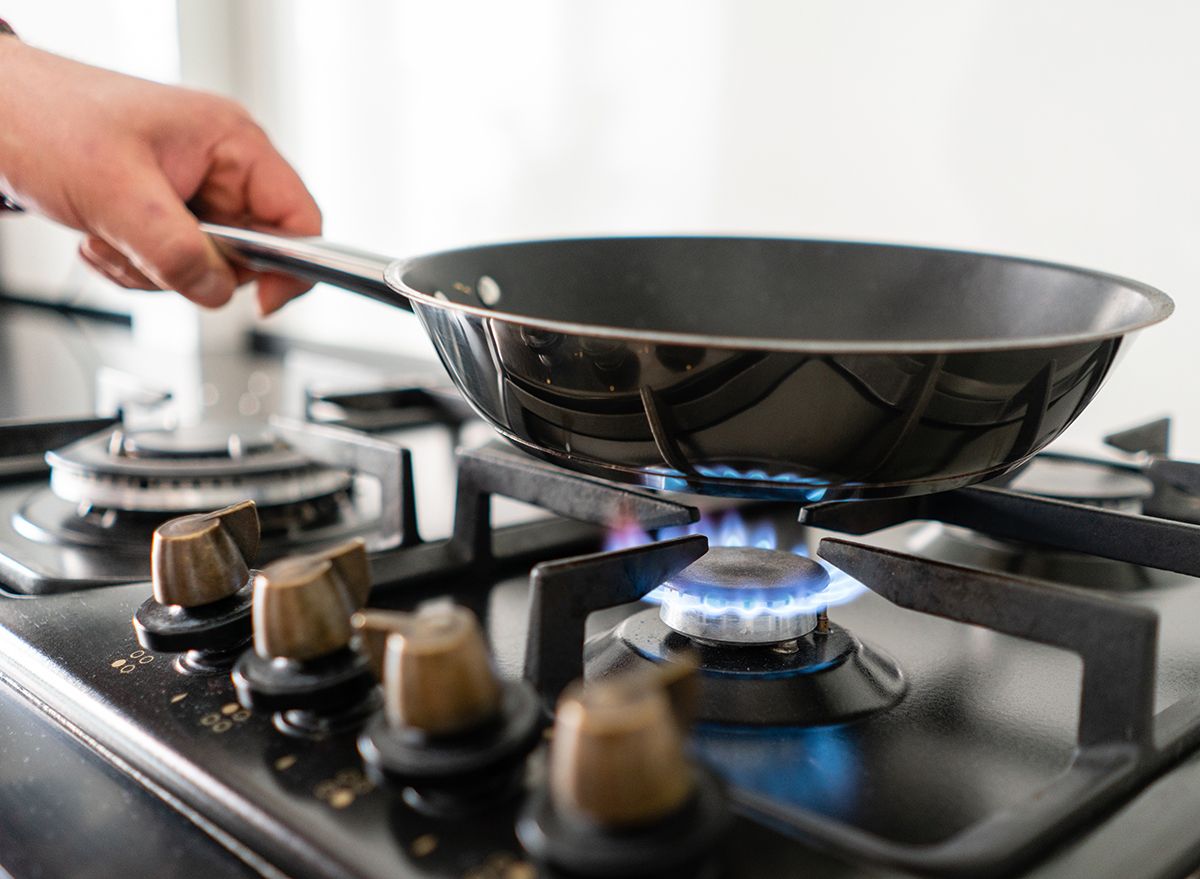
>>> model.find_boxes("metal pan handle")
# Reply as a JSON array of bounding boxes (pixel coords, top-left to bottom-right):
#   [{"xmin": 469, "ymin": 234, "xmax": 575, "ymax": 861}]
[{"xmin": 200, "ymin": 223, "xmax": 412, "ymax": 312}]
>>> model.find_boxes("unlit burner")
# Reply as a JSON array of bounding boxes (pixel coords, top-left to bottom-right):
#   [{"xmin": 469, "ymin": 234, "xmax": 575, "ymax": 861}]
[
  {"xmin": 658, "ymin": 546, "xmax": 830, "ymax": 646},
  {"xmin": 46, "ymin": 424, "xmax": 352, "ymax": 513}
]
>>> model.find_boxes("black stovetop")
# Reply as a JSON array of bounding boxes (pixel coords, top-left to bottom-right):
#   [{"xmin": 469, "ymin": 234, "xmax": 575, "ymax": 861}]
[{"xmin": 6, "ymin": 298, "xmax": 1200, "ymax": 879}]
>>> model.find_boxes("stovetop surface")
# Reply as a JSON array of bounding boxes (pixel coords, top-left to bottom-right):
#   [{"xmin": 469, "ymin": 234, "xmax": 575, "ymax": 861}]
[
  {"xmin": 2, "ymin": 525, "xmax": 1200, "ymax": 879},
  {"xmin": 6, "ymin": 299, "xmax": 1200, "ymax": 879}
]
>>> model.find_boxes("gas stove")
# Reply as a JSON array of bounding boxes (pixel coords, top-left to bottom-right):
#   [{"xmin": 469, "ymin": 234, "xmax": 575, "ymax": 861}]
[{"xmin": 4, "ymin": 298, "xmax": 1200, "ymax": 879}]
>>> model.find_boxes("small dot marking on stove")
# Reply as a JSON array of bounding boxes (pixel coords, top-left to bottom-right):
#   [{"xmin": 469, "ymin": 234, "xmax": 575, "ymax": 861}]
[
  {"xmin": 328, "ymin": 790, "xmax": 355, "ymax": 809},
  {"xmin": 484, "ymin": 852, "xmax": 515, "ymax": 871},
  {"xmin": 410, "ymin": 834, "xmax": 438, "ymax": 857},
  {"xmin": 462, "ymin": 852, "xmax": 534, "ymax": 879},
  {"xmin": 111, "ymin": 650, "xmax": 154, "ymax": 674},
  {"xmin": 199, "ymin": 707, "xmax": 249, "ymax": 734},
  {"xmin": 313, "ymin": 768, "xmax": 374, "ymax": 810},
  {"xmin": 274, "ymin": 755, "xmax": 298, "ymax": 771}
]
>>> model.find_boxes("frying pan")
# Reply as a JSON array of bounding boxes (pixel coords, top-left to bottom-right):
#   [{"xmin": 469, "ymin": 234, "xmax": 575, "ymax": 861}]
[{"xmin": 203, "ymin": 224, "xmax": 1173, "ymax": 502}]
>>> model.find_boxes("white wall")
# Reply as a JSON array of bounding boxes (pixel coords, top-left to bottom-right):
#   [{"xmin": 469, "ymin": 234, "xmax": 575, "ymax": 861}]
[
  {"xmin": 2, "ymin": 2, "xmax": 1198, "ymax": 455},
  {"xmin": 0, "ymin": 1, "xmax": 182, "ymax": 313}
]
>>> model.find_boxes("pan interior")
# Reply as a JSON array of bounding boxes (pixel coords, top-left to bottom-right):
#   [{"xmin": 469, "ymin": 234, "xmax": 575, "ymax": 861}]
[{"xmin": 393, "ymin": 238, "xmax": 1170, "ymax": 350}]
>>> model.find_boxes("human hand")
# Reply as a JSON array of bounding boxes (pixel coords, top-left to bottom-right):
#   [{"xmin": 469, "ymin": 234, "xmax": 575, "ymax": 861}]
[{"xmin": 0, "ymin": 37, "xmax": 321, "ymax": 314}]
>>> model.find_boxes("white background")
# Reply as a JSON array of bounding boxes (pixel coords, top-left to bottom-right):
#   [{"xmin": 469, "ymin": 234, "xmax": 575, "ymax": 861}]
[{"xmin": 2, "ymin": 1, "xmax": 1198, "ymax": 456}]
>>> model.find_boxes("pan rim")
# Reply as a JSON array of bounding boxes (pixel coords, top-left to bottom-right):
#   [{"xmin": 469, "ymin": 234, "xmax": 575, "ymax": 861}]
[{"xmin": 383, "ymin": 235, "xmax": 1174, "ymax": 355}]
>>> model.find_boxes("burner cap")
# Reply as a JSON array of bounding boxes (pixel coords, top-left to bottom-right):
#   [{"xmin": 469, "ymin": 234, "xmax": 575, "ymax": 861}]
[
  {"xmin": 1007, "ymin": 457, "xmax": 1153, "ymax": 509},
  {"xmin": 121, "ymin": 424, "xmax": 276, "ymax": 459},
  {"xmin": 46, "ymin": 425, "xmax": 352, "ymax": 513},
  {"xmin": 657, "ymin": 546, "xmax": 829, "ymax": 646}
]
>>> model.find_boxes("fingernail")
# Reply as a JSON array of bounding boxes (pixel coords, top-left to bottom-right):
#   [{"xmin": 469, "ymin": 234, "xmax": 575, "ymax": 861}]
[{"xmin": 188, "ymin": 270, "xmax": 232, "ymax": 308}]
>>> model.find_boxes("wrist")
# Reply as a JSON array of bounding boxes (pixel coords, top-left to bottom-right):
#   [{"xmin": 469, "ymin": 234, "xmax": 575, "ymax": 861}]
[{"xmin": 0, "ymin": 21, "xmax": 24, "ymax": 211}]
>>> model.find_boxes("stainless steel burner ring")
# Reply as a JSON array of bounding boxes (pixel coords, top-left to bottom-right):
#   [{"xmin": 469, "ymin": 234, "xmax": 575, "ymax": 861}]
[{"xmin": 656, "ymin": 546, "xmax": 830, "ymax": 646}]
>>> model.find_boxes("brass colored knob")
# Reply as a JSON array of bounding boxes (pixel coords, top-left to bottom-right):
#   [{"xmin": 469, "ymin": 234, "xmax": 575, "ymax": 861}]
[
  {"xmin": 350, "ymin": 607, "xmax": 410, "ymax": 680},
  {"xmin": 382, "ymin": 603, "xmax": 502, "ymax": 737},
  {"xmin": 151, "ymin": 500, "xmax": 260, "ymax": 607},
  {"xmin": 252, "ymin": 538, "xmax": 370, "ymax": 662},
  {"xmin": 548, "ymin": 671, "xmax": 694, "ymax": 829}
]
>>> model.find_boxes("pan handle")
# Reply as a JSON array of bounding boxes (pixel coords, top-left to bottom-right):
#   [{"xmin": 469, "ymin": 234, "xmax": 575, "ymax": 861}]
[{"xmin": 200, "ymin": 223, "xmax": 413, "ymax": 311}]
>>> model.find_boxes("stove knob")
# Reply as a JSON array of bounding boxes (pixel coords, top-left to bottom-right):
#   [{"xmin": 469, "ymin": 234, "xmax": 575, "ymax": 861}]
[
  {"xmin": 350, "ymin": 607, "xmax": 410, "ymax": 681},
  {"xmin": 232, "ymin": 538, "xmax": 377, "ymax": 729},
  {"xmin": 353, "ymin": 605, "xmax": 509, "ymax": 735},
  {"xmin": 356, "ymin": 603, "xmax": 542, "ymax": 813},
  {"xmin": 383, "ymin": 602, "xmax": 503, "ymax": 736},
  {"xmin": 252, "ymin": 537, "xmax": 371, "ymax": 662},
  {"xmin": 549, "ymin": 675, "xmax": 692, "ymax": 827},
  {"xmin": 133, "ymin": 501, "xmax": 260, "ymax": 667},
  {"xmin": 517, "ymin": 668, "xmax": 730, "ymax": 877},
  {"xmin": 151, "ymin": 499, "xmax": 259, "ymax": 606}
]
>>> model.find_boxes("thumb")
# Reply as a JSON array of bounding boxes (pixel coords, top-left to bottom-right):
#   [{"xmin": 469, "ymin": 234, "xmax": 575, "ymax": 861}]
[{"xmin": 87, "ymin": 162, "xmax": 238, "ymax": 307}]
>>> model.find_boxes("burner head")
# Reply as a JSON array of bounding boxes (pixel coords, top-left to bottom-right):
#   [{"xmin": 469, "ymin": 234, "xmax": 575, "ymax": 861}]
[
  {"xmin": 657, "ymin": 546, "xmax": 830, "ymax": 646},
  {"xmin": 46, "ymin": 423, "xmax": 352, "ymax": 513},
  {"xmin": 1006, "ymin": 457, "xmax": 1153, "ymax": 510},
  {"xmin": 120, "ymin": 424, "xmax": 276, "ymax": 459}
]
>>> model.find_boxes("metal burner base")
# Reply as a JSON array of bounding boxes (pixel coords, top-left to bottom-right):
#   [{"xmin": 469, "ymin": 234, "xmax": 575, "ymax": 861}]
[
  {"xmin": 906, "ymin": 522, "xmax": 1191, "ymax": 593},
  {"xmin": 0, "ymin": 483, "xmax": 379, "ymax": 593},
  {"xmin": 584, "ymin": 609, "xmax": 906, "ymax": 726}
]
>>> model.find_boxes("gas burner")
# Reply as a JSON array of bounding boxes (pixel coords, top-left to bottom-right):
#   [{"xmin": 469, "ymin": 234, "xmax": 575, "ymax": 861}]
[
  {"xmin": 589, "ymin": 609, "xmax": 906, "ymax": 726},
  {"xmin": 583, "ymin": 544, "xmax": 905, "ymax": 726},
  {"xmin": 1003, "ymin": 455, "xmax": 1154, "ymax": 511},
  {"xmin": 0, "ymin": 419, "xmax": 403, "ymax": 593},
  {"xmin": 46, "ymin": 423, "xmax": 352, "ymax": 512},
  {"xmin": 904, "ymin": 457, "xmax": 1173, "ymax": 592},
  {"xmin": 904, "ymin": 522, "xmax": 1183, "ymax": 592},
  {"xmin": 656, "ymin": 546, "xmax": 828, "ymax": 645}
]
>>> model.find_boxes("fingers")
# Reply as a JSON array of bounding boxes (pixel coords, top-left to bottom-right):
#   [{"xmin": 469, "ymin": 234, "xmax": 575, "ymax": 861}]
[
  {"xmin": 191, "ymin": 125, "xmax": 323, "ymax": 314},
  {"xmin": 0, "ymin": 45, "xmax": 322, "ymax": 313},
  {"xmin": 85, "ymin": 160, "xmax": 239, "ymax": 308},
  {"xmin": 254, "ymin": 273, "xmax": 316, "ymax": 316},
  {"xmin": 82, "ymin": 233, "xmax": 308, "ymax": 316},
  {"xmin": 197, "ymin": 124, "xmax": 322, "ymax": 237},
  {"xmin": 79, "ymin": 235, "xmax": 158, "ymax": 289}
]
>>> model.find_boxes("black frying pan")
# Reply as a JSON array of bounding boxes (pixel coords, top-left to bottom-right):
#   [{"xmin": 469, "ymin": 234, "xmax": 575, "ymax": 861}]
[{"xmin": 203, "ymin": 224, "xmax": 1173, "ymax": 502}]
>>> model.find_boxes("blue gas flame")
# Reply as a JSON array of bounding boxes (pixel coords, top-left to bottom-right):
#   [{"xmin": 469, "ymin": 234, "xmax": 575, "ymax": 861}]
[
  {"xmin": 645, "ymin": 466, "xmax": 829, "ymax": 501},
  {"xmin": 605, "ymin": 509, "xmax": 867, "ymax": 611}
]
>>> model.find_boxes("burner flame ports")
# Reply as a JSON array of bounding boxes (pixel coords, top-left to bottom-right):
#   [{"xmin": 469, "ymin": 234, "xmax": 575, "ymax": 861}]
[{"xmin": 657, "ymin": 546, "xmax": 830, "ymax": 646}]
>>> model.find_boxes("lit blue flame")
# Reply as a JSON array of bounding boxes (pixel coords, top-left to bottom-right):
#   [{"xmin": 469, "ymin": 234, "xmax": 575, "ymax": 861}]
[
  {"xmin": 644, "ymin": 466, "xmax": 829, "ymax": 502},
  {"xmin": 604, "ymin": 509, "xmax": 867, "ymax": 612}
]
